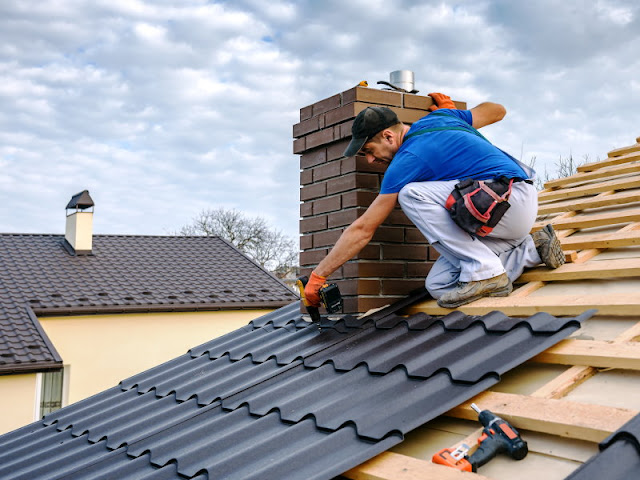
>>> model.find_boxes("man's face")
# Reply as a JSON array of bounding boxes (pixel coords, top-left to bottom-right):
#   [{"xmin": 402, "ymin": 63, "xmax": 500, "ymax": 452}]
[{"xmin": 359, "ymin": 131, "xmax": 398, "ymax": 166}]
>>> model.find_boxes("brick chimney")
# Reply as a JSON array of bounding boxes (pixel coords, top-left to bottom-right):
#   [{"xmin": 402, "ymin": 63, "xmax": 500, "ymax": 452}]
[{"xmin": 295, "ymin": 85, "xmax": 466, "ymax": 314}]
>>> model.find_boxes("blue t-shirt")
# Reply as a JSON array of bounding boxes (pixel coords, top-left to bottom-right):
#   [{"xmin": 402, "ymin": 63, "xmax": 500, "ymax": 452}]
[{"xmin": 380, "ymin": 109, "xmax": 527, "ymax": 194}]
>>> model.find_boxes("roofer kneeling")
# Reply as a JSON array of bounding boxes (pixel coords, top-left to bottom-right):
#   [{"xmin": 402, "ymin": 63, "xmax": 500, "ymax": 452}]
[{"xmin": 304, "ymin": 93, "xmax": 565, "ymax": 309}]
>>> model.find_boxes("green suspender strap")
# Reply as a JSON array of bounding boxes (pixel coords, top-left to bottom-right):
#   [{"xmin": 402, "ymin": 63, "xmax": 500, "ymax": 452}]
[
  {"xmin": 403, "ymin": 111, "xmax": 490, "ymax": 142},
  {"xmin": 402, "ymin": 111, "xmax": 536, "ymax": 180}
]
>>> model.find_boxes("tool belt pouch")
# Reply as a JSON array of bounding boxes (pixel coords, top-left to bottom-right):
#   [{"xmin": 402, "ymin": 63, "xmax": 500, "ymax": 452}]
[{"xmin": 445, "ymin": 177, "xmax": 514, "ymax": 237}]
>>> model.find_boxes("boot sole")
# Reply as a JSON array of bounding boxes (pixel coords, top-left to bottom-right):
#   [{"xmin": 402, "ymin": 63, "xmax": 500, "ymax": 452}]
[
  {"xmin": 437, "ymin": 283, "xmax": 513, "ymax": 309},
  {"xmin": 541, "ymin": 224, "xmax": 566, "ymax": 269}
]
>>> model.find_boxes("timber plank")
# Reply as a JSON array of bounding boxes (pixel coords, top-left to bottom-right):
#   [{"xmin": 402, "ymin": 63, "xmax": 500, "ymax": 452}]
[
  {"xmin": 446, "ymin": 391, "xmax": 637, "ymax": 443},
  {"xmin": 538, "ymin": 175, "xmax": 640, "ymax": 202},
  {"xmin": 558, "ymin": 229, "xmax": 640, "ymax": 250},
  {"xmin": 532, "ymin": 339, "xmax": 640, "ymax": 370},
  {"xmin": 545, "ymin": 161, "xmax": 640, "ymax": 190},
  {"xmin": 532, "ymin": 208, "xmax": 640, "ymax": 232},
  {"xmin": 537, "ymin": 189, "xmax": 640, "ymax": 215},
  {"xmin": 343, "ymin": 451, "xmax": 492, "ymax": 480},
  {"xmin": 405, "ymin": 293, "xmax": 640, "ymax": 317},
  {"xmin": 608, "ymin": 142, "xmax": 640, "ymax": 158},
  {"xmin": 531, "ymin": 365, "xmax": 597, "ymax": 400},
  {"xmin": 517, "ymin": 257, "xmax": 640, "ymax": 282},
  {"xmin": 578, "ymin": 150, "xmax": 640, "ymax": 172}
]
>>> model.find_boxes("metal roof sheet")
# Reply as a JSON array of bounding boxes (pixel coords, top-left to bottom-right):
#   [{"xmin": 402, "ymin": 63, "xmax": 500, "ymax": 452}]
[
  {"xmin": 0, "ymin": 298, "xmax": 591, "ymax": 480},
  {"xmin": 565, "ymin": 412, "xmax": 640, "ymax": 479},
  {"xmin": 0, "ymin": 234, "xmax": 298, "ymax": 373}
]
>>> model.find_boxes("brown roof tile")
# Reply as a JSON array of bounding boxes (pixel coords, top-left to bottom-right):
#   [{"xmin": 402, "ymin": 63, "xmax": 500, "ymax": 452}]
[{"xmin": 0, "ymin": 234, "xmax": 298, "ymax": 373}]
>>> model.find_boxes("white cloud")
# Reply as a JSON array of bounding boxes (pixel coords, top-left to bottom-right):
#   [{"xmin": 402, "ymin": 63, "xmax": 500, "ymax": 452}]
[{"xmin": 0, "ymin": 0, "xmax": 639, "ymax": 240}]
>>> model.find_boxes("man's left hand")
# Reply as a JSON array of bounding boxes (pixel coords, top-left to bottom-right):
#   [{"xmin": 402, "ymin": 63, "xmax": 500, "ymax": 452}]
[
  {"xmin": 428, "ymin": 92, "xmax": 457, "ymax": 111},
  {"xmin": 304, "ymin": 271, "xmax": 326, "ymax": 307}
]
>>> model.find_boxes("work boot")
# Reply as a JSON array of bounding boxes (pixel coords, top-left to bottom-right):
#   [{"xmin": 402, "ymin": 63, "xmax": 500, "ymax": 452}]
[
  {"xmin": 531, "ymin": 224, "xmax": 565, "ymax": 269},
  {"xmin": 437, "ymin": 272, "xmax": 512, "ymax": 309}
]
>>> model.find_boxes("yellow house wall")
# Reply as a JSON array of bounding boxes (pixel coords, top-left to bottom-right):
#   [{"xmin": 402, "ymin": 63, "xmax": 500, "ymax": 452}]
[
  {"xmin": 0, "ymin": 373, "xmax": 38, "ymax": 435},
  {"xmin": 39, "ymin": 309, "xmax": 271, "ymax": 406}
]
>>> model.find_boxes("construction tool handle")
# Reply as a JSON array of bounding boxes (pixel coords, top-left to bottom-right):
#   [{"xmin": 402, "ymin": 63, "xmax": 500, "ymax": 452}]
[
  {"xmin": 296, "ymin": 276, "xmax": 321, "ymax": 323},
  {"xmin": 469, "ymin": 436, "xmax": 504, "ymax": 469}
]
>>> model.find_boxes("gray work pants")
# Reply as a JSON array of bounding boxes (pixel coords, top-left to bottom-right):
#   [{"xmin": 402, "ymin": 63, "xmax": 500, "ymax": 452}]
[{"xmin": 398, "ymin": 180, "xmax": 541, "ymax": 299}]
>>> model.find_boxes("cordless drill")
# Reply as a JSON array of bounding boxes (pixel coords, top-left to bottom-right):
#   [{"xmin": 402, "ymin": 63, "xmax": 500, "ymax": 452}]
[
  {"xmin": 468, "ymin": 403, "xmax": 528, "ymax": 470},
  {"xmin": 432, "ymin": 403, "xmax": 528, "ymax": 472},
  {"xmin": 296, "ymin": 275, "xmax": 342, "ymax": 323}
]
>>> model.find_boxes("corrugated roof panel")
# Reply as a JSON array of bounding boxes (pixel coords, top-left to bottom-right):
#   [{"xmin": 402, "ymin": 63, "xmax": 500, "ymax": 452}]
[
  {"xmin": 222, "ymin": 365, "xmax": 498, "ymax": 440},
  {"xmin": 0, "ymin": 303, "xmax": 591, "ymax": 480},
  {"xmin": 566, "ymin": 412, "xmax": 640, "ymax": 479},
  {"xmin": 126, "ymin": 406, "xmax": 399, "ymax": 480}
]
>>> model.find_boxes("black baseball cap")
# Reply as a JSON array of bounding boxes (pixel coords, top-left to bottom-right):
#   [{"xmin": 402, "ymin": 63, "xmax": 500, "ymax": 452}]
[{"xmin": 343, "ymin": 106, "xmax": 399, "ymax": 157}]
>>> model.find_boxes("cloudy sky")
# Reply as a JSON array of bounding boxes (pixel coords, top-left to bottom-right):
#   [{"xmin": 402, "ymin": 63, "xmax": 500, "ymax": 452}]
[{"xmin": 1, "ymin": 0, "xmax": 639, "ymax": 240}]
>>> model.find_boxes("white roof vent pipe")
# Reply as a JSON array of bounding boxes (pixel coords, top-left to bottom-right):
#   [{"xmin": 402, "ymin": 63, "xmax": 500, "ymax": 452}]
[
  {"xmin": 377, "ymin": 70, "xmax": 419, "ymax": 94},
  {"xmin": 64, "ymin": 190, "xmax": 94, "ymax": 255}
]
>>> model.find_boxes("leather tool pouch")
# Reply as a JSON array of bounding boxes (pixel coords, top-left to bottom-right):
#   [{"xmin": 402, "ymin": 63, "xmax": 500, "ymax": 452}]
[{"xmin": 445, "ymin": 177, "xmax": 514, "ymax": 237}]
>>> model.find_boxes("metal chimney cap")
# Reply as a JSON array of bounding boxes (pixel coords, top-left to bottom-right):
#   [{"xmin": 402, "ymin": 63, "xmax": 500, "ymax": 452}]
[{"xmin": 66, "ymin": 190, "xmax": 94, "ymax": 210}]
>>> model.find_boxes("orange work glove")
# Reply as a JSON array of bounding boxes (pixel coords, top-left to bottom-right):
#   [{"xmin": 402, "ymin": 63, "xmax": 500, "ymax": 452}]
[
  {"xmin": 304, "ymin": 271, "xmax": 326, "ymax": 308},
  {"xmin": 428, "ymin": 92, "xmax": 457, "ymax": 111}
]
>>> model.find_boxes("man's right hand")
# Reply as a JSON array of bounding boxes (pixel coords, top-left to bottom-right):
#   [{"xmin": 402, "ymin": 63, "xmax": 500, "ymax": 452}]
[
  {"xmin": 304, "ymin": 271, "xmax": 326, "ymax": 307},
  {"xmin": 428, "ymin": 92, "xmax": 457, "ymax": 111}
]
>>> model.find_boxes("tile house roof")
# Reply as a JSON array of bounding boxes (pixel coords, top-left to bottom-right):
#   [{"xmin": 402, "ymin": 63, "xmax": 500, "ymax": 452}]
[
  {"xmin": 0, "ymin": 292, "xmax": 591, "ymax": 480},
  {"xmin": 566, "ymin": 412, "xmax": 640, "ymax": 480},
  {"xmin": 0, "ymin": 234, "xmax": 298, "ymax": 374}
]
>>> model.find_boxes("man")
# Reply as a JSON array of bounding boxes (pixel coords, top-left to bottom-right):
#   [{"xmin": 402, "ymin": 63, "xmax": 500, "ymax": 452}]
[{"xmin": 304, "ymin": 93, "xmax": 564, "ymax": 308}]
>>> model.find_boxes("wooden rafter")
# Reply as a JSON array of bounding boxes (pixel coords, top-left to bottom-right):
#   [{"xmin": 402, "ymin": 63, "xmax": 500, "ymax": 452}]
[{"xmin": 446, "ymin": 392, "xmax": 638, "ymax": 443}]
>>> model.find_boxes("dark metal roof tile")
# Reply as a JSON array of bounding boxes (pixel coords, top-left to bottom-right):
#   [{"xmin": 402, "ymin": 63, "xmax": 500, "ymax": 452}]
[
  {"xmin": 566, "ymin": 412, "xmax": 640, "ymax": 479},
  {"xmin": 0, "ymin": 303, "xmax": 590, "ymax": 480}
]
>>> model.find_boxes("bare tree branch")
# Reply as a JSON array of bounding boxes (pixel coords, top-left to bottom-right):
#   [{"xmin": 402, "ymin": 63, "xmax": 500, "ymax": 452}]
[{"xmin": 178, "ymin": 207, "xmax": 298, "ymax": 278}]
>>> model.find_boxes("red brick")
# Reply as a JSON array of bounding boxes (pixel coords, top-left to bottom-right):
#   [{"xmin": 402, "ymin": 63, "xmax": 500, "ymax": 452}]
[
  {"xmin": 300, "ymin": 202, "xmax": 313, "ymax": 217},
  {"xmin": 342, "ymin": 262, "xmax": 405, "ymax": 278},
  {"xmin": 356, "ymin": 244, "xmax": 381, "ymax": 260},
  {"xmin": 313, "ymin": 161, "xmax": 342, "ymax": 182},
  {"xmin": 299, "ymin": 249, "xmax": 328, "ymax": 266},
  {"xmin": 353, "ymin": 296, "xmax": 404, "ymax": 314},
  {"xmin": 407, "ymin": 262, "xmax": 433, "ymax": 277},
  {"xmin": 300, "ymin": 235, "xmax": 313, "ymax": 250},
  {"xmin": 341, "ymin": 190, "xmax": 378, "ymax": 208},
  {"xmin": 405, "ymin": 227, "xmax": 427, "ymax": 243},
  {"xmin": 372, "ymin": 226, "xmax": 404, "ymax": 243},
  {"xmin": 300, "ymin": 182, "xmax": 326, "ymax": 201},
  {"xmin": 324, "ymin": 103, "xmax": 357, "ymax": 127},
  {"xmin": 326, "ymin": 173, "xmax": 379, "ymax": 195},
  {"xmin": 300, "ymin": 105, "xmax": 313, "ymax": 121},
  {"xmin": 305, "ymin": 128, "xmax": 335, "ymax": 150},
  {"xmin": 328, "ymin": 208, "xmax": 366, "ymax": 228},
  {"xmin": 334, "ymin": 279, "xmax": 380, "ymax": 296},
  {"xmin": 300, "ymin": 169, "xmax": 313, "ymax": 185},
  {"xmin": 382, "ymin": 245, "xmax": 427, "ymax": 260},
  {"xmin": 313, "ymin": 229, "xmax": 343, "ymax": 247},
  {"xmin": 300, "ymin": 148, "xmax": 326, "ymax": 169},
  {"xmin": 300, "ymin": 215, "xmax": 327, "ymax": 233},
  {"xmin": 428, "ymin": 246, "xmax": 441, "ymax": 261},
  {"xmin": 387, "ymin": 209, "xmax": 413, "ymax": 225},
  {"xmin": 293, "ymin": 116, "xmax": 320, "ymax": 138},
  {"xmin": 313, "ymin": 195, "xmax": 342, "ymax": 215},
  {"xmin": 341, "ymin": 156, "xmax": 387, "ymax": 174},
  {"xmin": 381, "ymin": 279, "xmax": 426, "ymax": 295},
  {"xmin": 341, "ymin": 86, "xmax": 403, "ymax": 107},
  {"xmin": 340, "ymin": 119, "xmax": 355, "ymax": 139},
  {"xmin": 293, "ymin": 137, "xmax": 306, "ymax": 154},
  {"xmin": 312, "ymin": 94, "xmax": 341, "ymax": 116},
  {"xmin": 326, "ymin": 138, "xmax": 350, "ymax": 161}
]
